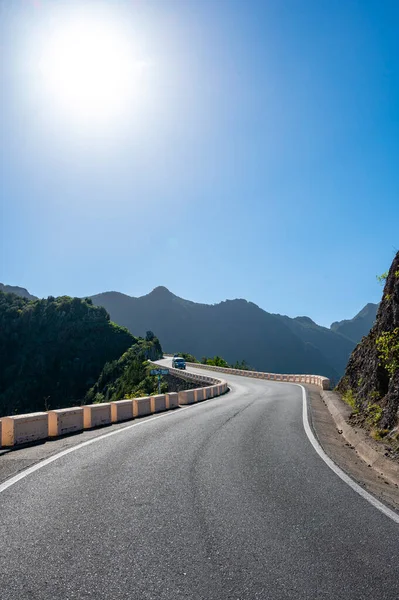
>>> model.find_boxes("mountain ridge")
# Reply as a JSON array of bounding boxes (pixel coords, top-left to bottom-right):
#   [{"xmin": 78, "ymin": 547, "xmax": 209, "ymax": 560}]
[
  {"xmin": 2, "ymin": 282, "xmax": 377, "ymax": 382},
  {"xmin": 0, "ymin": 282, "xmax": 37, "ymax": 301},
  {"xmin": 331, "ymin": 302, "xmax": 379, "ymax": 343},
  {"xmin": 90, "ymin": 286, "xmax": 356, "ymax": 381}
]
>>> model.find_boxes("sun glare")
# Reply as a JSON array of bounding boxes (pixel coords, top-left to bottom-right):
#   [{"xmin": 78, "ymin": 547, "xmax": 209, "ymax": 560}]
[{"xmin": 38, "ymin": 14, "xmax": 139, "ymax": 122}]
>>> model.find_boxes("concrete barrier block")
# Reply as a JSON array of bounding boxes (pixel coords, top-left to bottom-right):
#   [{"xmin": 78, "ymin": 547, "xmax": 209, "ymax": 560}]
[
  {"xmin": 166, "ymin": 392, "xmax": 179, "ymax": 409},
  {"xmin": 110, "ymin": 400, "xmax": 134, "ymax": 423},
  {"xmin": 48, "ymin": 407, "xmax": 84, "ymax": 437},
  {"xmin": 133, "ymin": 397, "xmax": 152, "ymax": 417},
  {"xmin": 321, "ymin": 378, "xmax": 330, "ymax": 390},
  {"xmin": 151, "ymin": 395, "xmax": 167, "ymax": 413},
  {"xmin": 2, "ymin": 412, "xmax": 48, "ymax": 447},
  {"xmin": 178, "ymin": 389, "xmax": 196, "ymax": 405},
  {"xmin": 83, "ymin": 404, "xmax": 111, "ymax": 429}
]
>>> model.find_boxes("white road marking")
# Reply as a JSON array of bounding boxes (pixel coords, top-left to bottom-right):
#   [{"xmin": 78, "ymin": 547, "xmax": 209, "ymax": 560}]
[
  {"xmin": 1, "ymin": 373, "xmax": 398, "ymax": 526},
  {"xmin": 299, "ymin": 384, "xmax": 399, "ymax": 524},
  {"xmin": 0, "ymin": 405, "xmax": 195, "ymax": 494}
]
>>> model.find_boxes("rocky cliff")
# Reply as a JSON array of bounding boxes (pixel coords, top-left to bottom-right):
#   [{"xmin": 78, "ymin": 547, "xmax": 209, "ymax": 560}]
[{"xmin": 338, "ymin": 252, "xmax": 399, "ymax": 430}]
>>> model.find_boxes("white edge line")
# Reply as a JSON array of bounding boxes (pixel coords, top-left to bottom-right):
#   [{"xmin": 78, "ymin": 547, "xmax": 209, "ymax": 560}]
[
  {"xmin": 0, "ymin": 404, "xmax": 197, "ymax": 495},
  {"xmin": 1, "ymin": 378, "xmax": 398, "ymax": 525},
  {"xmin": 299, "ymin": 384, "xmax": 399, "ymax": 525}
]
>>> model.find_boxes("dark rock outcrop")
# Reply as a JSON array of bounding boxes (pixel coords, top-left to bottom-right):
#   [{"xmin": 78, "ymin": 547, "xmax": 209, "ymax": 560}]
[{"xmin": 338, "ymin": 252, "xmax": 399, "ymax": 429}]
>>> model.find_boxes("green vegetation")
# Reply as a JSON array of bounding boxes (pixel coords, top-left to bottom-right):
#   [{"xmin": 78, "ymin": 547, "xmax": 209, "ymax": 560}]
[
  {"xmin": 366, "ymin": 403, "xmax": 383, "ymax": 427},
  {"xmin": 371, "ymin": 428, "xmax": 390, "ymax": 441},
  {"xmin": 0, "ymin": 291, "xmax": 147, "ymax": 416},
  {"xmin": 376, "ymin": 271, "xmax": 388, "ymax": 285},
  {"xmin": 338, "ymin": 252, "xmax": 399, "ymax": 432},
  {"xmin": 231, "ymin": 359, "xmax": 251, "ymax": 370},
  {"xmin": 376, "ymin": 328, "xmax": 399, "ymax": 377},
  {"xmin": 177, "ymin": 353, "xmax": 198, "ymax": 363},
  {"xmin": 200, "ymin": 355, "xmax": 251, "ymax": 370},
  {"xmin": 342, "ymin": 389, "xmax": 357, "ymax": 410},
  {"xmin": 174, "ymin": 351, "xmax": 251, "ymax": 371},
  {"xmin": 201, "ymin": 355, "xmax": 230, "ymax": 368},
  {"xmin": 85, "ymin": 335, "xmax": 163, "ymax": 404}
]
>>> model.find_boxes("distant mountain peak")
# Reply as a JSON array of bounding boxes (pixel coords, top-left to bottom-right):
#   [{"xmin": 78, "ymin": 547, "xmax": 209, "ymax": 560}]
[
  {"xmin": 151, "ymin": 286, "xmax": 172, "ymax": 295},
  {"xmin": 294, "ymin": 316, "xmax": 317, "ymax": 326},
  {"xmin": 147, "ymin": 286, "xmax": 176, "ymax": 300},
  {"xmin": 330, "ymin": 303, "xmax": 378, "ymax": 343}
]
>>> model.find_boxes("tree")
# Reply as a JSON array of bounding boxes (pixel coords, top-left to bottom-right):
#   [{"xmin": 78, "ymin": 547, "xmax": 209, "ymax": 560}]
[{"xmin": 0, "ymin": 292, "xmax": 137, "ymax": 416}]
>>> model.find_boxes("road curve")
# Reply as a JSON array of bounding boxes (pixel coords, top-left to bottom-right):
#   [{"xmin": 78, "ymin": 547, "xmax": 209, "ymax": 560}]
[{"xmin": 0, "ymin": 360, "xmax": 398, "ymax": 599}]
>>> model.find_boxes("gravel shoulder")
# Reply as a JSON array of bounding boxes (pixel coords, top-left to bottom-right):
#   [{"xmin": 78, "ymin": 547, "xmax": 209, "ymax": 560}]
[{"xmin": 307, "ymin": 384, "xmax": 399, "ymax": 511}]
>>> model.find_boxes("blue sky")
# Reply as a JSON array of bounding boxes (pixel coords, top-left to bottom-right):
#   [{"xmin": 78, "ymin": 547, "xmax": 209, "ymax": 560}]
[{"xmin": 1, "ymin": 0, "xmax": 398, "ymax": 327}]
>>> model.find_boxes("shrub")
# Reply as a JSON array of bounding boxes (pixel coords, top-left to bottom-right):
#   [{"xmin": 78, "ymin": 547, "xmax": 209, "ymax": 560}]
[
  {"xmin": 366, "ymin": 403, "xmax": 383, "ymax": 427},
  {"xmin": 376, "ymin": 328, "xmax": 399, "ymax": 377},
  {"xmin": 376, "ymin": 271, "xmax": 388, "ymax": 285},
  {"xmin": 342, "ymin": 389, "xmax": 357, "ymax": 409}
]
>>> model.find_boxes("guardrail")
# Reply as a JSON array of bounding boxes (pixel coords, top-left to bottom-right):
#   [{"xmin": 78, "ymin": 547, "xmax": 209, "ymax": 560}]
[
  {"xmin": 147, "ymin": 361, "xmax": 228, "ymax": 406},
  {"xmin": 164, "ymin": 355, "xmax": 329, "ymax": 390},
  {"xmin": 0, "ymin": 367, "xmax": 228, "ymax": 449}
]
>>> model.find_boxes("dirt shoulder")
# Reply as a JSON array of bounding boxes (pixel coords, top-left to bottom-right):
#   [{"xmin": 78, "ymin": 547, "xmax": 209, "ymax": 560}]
[{"xmin": 307, "ymin": 385, "xmax": 399, "ymax": 512}]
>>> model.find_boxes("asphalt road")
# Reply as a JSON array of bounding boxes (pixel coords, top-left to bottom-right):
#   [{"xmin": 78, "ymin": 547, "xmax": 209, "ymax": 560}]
[{"xmin": 1, "ymin": 361, "xmax": 398, "ymax": 600}]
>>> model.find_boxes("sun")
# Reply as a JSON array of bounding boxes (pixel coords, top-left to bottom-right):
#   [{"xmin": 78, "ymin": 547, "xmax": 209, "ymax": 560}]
[{"xmin": 38, "ymin": 13, "xmax": 138, "ymax": 122}]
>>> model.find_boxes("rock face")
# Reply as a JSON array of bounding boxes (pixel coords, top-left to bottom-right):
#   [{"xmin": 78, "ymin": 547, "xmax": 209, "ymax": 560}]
[{"xmin": 338, "ymin": 252, "xmax": 399, "ymax": 429}]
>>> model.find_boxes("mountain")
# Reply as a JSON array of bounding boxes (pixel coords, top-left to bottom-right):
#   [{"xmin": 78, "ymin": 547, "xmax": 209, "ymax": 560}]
[
  {"xmin": 0, "ymin": 282, "xmax": 37, "ymax": 301},
  {"xmin": 338, "ymin": 252, "xmax": 399, "ymax": 430},
  {"xmin": 330, "ymin": 303, "xmax": 378, "ymax": 343},
  {"xmin": 91, "ymin": 286, "xmax": 355, "ymax": 382},
  {"xmin": 274, "ymin": 314, "xmax": 355, "ymax": 378}
]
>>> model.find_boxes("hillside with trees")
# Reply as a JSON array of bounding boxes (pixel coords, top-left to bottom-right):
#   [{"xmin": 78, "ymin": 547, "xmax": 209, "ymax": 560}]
[
  {"xmin": 2, "ymin": 282, "xmax": 377, "ymax": 383},
  {"xmin": 0, "ymin": 292, "xmax": 162, "ymax": 417},
  {"xmin": 85, "ymin": 331, "xmax": 164, "ymax": 404}
]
